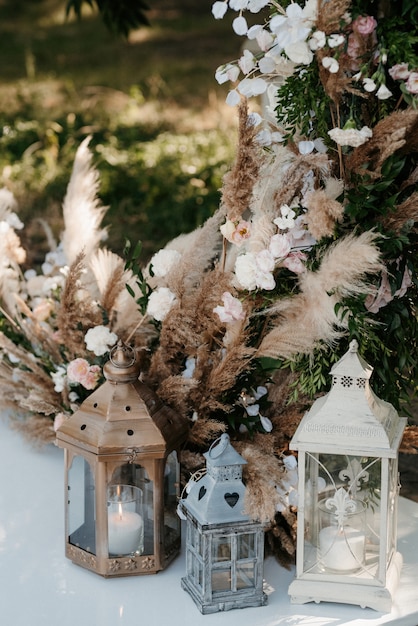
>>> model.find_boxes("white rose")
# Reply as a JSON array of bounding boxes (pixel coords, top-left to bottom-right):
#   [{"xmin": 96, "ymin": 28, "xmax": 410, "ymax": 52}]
[
  {"xmin": 85, "ymin": 325, "xmax": 118, "ymax": 356},
  {"xmin": 256, "ymin": 249, "xmax": 275, "ymax": 273},
  {"xmin": 150, "ymin": 249, "xmax": 181, "ymax": 277},
  {"xmin": 147, "ymin": 287, "xmax": 176, "ymax": 321},
  {"xmin": 235, "ymin": 253, "xmax": 258, "ymax": 291}
]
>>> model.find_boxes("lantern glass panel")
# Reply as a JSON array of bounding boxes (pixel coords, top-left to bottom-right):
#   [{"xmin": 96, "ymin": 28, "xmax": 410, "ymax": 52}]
[
  {"xmin": 387, "ymin": 457, "xmax": 399, "ymax": 560},
  {"xmin": 236, "ymin": 562, "xmax": 255, "ymax": 590},
  {"xmin": 212, "ymin": 535, "xmax": 231, "ymax": 562},
  {"xmin": 212, "ymin": 566, "xmax": 231, "ymax": 592},
  {"xmin": 110, "ymin": 463, "xmax": 154, "ymax": 554},
  {"xmin": 237, "ymin": 532, "xmax": 255, "ymax": 559},
  {"xmin": 163, "ymin": 451, "xmax": 181, "ymax": 553},
  {"xmin": 303, "ymin": 452, "xmax": 383, "ymax": 579},
  {"xmin": 68, "ymin": 455, "xmax": 96, "ymax": 554}
]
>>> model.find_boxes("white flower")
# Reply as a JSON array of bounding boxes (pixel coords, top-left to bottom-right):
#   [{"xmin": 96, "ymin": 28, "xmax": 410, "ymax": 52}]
[
  {"xmin": 235, "ymin": 253, "xmax": 258, "ymax": 290},
  {"xmin": 328, "ymin": 33, "xmax": 345, "ymax": 48},
  {"xmin": 309, "ymin": 30, "xmax": 326, "ymax": 50},
  {"xmin": 258, "ymin": 54, "xmax": 276, "ymax": 73},
  {"xmin": 246, "ymin": 403, "xmax": 260, "ymax": 417},
  {"xmin": 52, "ymin": 366, "xmax": 67, "ymax": 393},
  {"xmin": 376, "ymin": 84, "xmax": 392, "ymax": 100},
  {"xmin": 215, "ymin": 63, "xmax": 240, "ymax": 85},
  {"xmin": 226, "ymin": 89, "xmax": 241, "ymax": 106},
  {"xmin": 229, "ymin": 0, "xmax": 248, "ymax": 9},
  {"xmin": 328, "ymin": 125, "xmax": 372, "ymax": 147},
  {"xmin": 254, "ymin": 28, "xmax": 274, "ymax": 52},
  {"xmin": 238, "ymin": 48, "xmax": 256, "ymax": 75},
  {"xmin": 213, "ymin": 291, "xmax": 245, "ymax": 323},
  {"xmin": 363, "ymin": 77, "xmax": 377, "ymax": 92},
  {"xmin": 182, "ymin": 357, "xmax": 196, "ymax": 379},
  {"xmin": 269, "ymin": 232, "xmax": 292, "ymax": 259},
  {"xmin": 248, "ymin": 0, "xmax": 269, "ymax": 11},
  {"xmin": 255, "ymin": 249, "xmax": 275, "ymax": 273},
  {"xmin": 237, "ymin": 77, "xmax": 268, "ymax": 97},
  {"xmin": 211, "ymin": 1, "xmax": 228, "ymax": 19},
  {"xmin": 85, "ymin": 325, "xmax": 118, "ymax": 356},
  {"xmin": 322, "ymin": 56, "xmax": 339, "ymax": 73},
  {"xmin": 285, "ymin": 41, "xmax": 313, "ymax": 65},
  {"xmin": 232, "ymin": 15, "xmax": 248, "ymax": 35},
  {"xmin": 146, "ymin": 287, "xmax": 176, "ymax": 321},
  {"xmin": 256, "ymin": 270, "xmax": 275, "ymax": 290},
  {"xmin": 274, "ymin": 204, "xmax": 296, "ymax": 230},
  {"xmin": 150, "ymin": 248, "xmax": 181, "ymax": 277},
  {"xmin": 253, "ymin": 385, "xmax": 268, "ymax": 400},
  {"xmin": 270, "ymin": 3, "xmax": 311, "ymax": 49},
  {"xmin": 298, "ymin": 140, "xmax": 315, "ymax": 154},
  {"xmin": 260, "ymin": 414, "xmax": 273, "ymax": 432}
]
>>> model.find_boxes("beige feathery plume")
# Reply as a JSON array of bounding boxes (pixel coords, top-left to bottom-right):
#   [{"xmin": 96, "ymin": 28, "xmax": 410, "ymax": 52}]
[
  {"xmin": 164, "ymin": 209, "xmax": 225, "ymax": 298},
  {"xmin": 56, "ymin": 252, "xmax": 102, "ymax": 357},
  {"xmin": 89, "ymin": 248, "xmax": 144, "ymax": 337},
  {"xmin": 221, "ymin": 99, "xmax": 264, "ymax": 222},
  {"xmin": 316, "ymin": 0, "xmax": 352, "ymax": 34},
  {"xmin": 61, "ymin": 136, "xmax": 108, "ymax": 265},
  {"xmin": 273, "ymin": 152, "xmax": 330, "ymax": 209},
  {"xmin": 235, "ymin": 439, "xmax": 286, "ymax": 522},
  {"xmin": 347, "ymin": 109, "xmax": 418, "ymax": 179},
  {"xmin": 257, "ymin": 231, "xmax": 383, "ymax": 360},
  {"xmin": 187, "ymin": 418, "xmax": 227, "ymax": 448},
  {"xmin": 381, "ymin": 192, "xmax": 418, "ymax": 234},
  {"xmin": 304, "ymin": 188, "xmax": 344, "ymax": 239}
]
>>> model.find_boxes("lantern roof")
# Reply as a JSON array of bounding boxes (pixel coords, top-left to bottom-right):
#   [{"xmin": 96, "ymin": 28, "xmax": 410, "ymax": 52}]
[
  {"xmin": 290, "ymin": 340, "xmax": 406, "ymax": 456},
  {"xmin": 181, "ymin": 435, "xmax": 250, "ymax": 524},
  {"xmin": 56, "ymin": 341, "xmax": 188, "ymax": 457}
]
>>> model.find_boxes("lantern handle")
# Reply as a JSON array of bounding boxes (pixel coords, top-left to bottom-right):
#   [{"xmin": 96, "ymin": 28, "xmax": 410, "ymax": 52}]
[
  {"xmin": 208, "ymin": 433, "xmax": 230, "ymax": 458},
  {"xmin": 109, "ymin": 340, "xmax": 136, "ymax": 368}
]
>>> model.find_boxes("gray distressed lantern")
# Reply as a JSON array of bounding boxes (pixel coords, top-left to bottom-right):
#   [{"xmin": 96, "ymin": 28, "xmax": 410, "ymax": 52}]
[
  {"xmin": 56, "ymin": 341, "xmax": 188, "ymax": 577},
  {"xmin": 288, "ymin": 340, "xmax": 406, "ymax": 612},
  {"xmin": 178, "ymin": 433, "xmax": 267, "ymax": 614}
]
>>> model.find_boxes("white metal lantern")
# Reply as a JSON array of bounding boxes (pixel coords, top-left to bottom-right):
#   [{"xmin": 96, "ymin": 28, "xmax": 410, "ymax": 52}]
[
  {"xmin": 56, "ymin": 341, "xmax": 188, "ymax": 577},
  {"xmin": 288, "ymin": 340, "xmax": 407, "ymax": 612},
  {"xmin": 178, "ymin": 434, "xmax": 267, "ymax": 614}
]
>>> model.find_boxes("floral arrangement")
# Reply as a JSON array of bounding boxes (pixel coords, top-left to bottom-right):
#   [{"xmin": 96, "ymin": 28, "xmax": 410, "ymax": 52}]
[{"xmin": 1, "ymin": 0, "xmax": 418, "ymax": 565}]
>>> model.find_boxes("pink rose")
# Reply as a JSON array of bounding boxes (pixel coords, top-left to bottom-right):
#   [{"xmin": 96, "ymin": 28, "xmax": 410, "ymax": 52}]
[
  {"xmin": 352, "ymin": 15, "xmax": 377, "ymax": 36},
  {"xmin": 388, "ymin": 63, "xmax": 410, "ymax": 81},
  {"xmin": 67, "ymin": 358, "xmax": 101, "ymax": 390},
  {"xmin": 67, "ymin": 358, "xmax": 90, "ymax": 383},
  {"xmin": 231, "ymin": 220, "xmax": 252, "ymax": 245},
  {"xmin": 281, "ymin": 251, "xmax": 307, "ymax": 274},
  {"xmin": 213, "ymin": 292, "xmax": 245, "ymax": 323},
  {"xmin": 269, "ymin": 233, "xmax": 292, "ymax": 259},
  {"xmin": 406, "ymin": 72, "xmax": 418, "ymax": 95}
]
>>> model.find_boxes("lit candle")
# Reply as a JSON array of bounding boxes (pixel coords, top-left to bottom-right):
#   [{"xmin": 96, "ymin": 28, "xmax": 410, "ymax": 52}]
[
  {"xmin": 108, "ymin": 503, "xmax": 143, "ymax": 556},
  {"xmin": 319, "ymin": 525, "xmax": 365, "ymax": 572}
]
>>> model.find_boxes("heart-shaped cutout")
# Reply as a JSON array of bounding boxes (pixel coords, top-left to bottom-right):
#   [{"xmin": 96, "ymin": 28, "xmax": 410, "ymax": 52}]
[
  {"xmin": 198, "ymin": 485, "xmax": 207, "ymax": 500},
  {"xmin": 224, "ymin": 492, "xmax": 239, "ymax": 508}
]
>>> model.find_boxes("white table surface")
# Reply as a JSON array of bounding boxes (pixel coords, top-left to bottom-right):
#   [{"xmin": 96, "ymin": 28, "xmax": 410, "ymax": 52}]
[{"xmin": 1, "ymin": 416, "xmax": 418, "ymax": 626}]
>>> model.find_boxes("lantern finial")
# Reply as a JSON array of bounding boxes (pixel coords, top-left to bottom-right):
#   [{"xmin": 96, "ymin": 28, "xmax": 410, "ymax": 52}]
[{"xmin": 103, "ymin": 340, "xmax": 140, "ymax": 383}]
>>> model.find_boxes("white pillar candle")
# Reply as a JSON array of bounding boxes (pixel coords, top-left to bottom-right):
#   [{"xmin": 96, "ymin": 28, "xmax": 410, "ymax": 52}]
[
  {"xmin": 319, "ymin": 525, "xmax": 365, "ymax": 572},
  {"xmin": 108, "ymin": 510, "xmax": 143, "ymax": 556}
]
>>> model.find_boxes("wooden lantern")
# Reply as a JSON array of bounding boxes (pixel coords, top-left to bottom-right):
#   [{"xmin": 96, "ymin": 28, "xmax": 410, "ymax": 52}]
[
  {"xmin": 178, "ymin": 434, "xmax": 267, "ymax": 613},
  {"xmin": 56, "ymin": 341, "xmax": 188, "ymax": 577},
  {"xmin": 288, "ymin": 340, "xmax": 406, "ymax": 611}
]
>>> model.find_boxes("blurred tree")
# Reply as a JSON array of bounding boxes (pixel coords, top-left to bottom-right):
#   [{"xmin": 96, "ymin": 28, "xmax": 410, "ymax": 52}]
[{"xmin": 66, "ymin": 0, "xmax": 150, "ymax": 36}]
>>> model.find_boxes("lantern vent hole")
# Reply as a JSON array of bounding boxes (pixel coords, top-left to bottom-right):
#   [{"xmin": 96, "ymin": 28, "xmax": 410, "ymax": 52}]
[
  {"xmin": 341, "ymin": 376, "xmax": 353, "ymax": 387},
  {"xmin": 93, "ymin": 402, "xmax": 98, "ymax": 408},
  {"xmin": 80, "ymin": 424, "xmax": 86, "ymax": 430},
  {"xmin": 125, "ymin": 406, "xmax": 131, "ymax": 411},
  {"xmin": 127, "ymin": 429, "xmax": 134, "ymax": 436},
  {"xmin": 224, "ymin": 492, "xmax": 239, "ymax": 508},
  {"xmin": 198, "ymin": 486, "xmax": 207, "ymax": 500}
]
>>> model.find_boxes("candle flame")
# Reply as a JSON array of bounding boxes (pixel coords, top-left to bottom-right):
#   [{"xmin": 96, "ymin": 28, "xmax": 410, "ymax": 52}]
[{"xmin": 118, "ymin": 502, "xmax": 123, "ymax": 520}]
